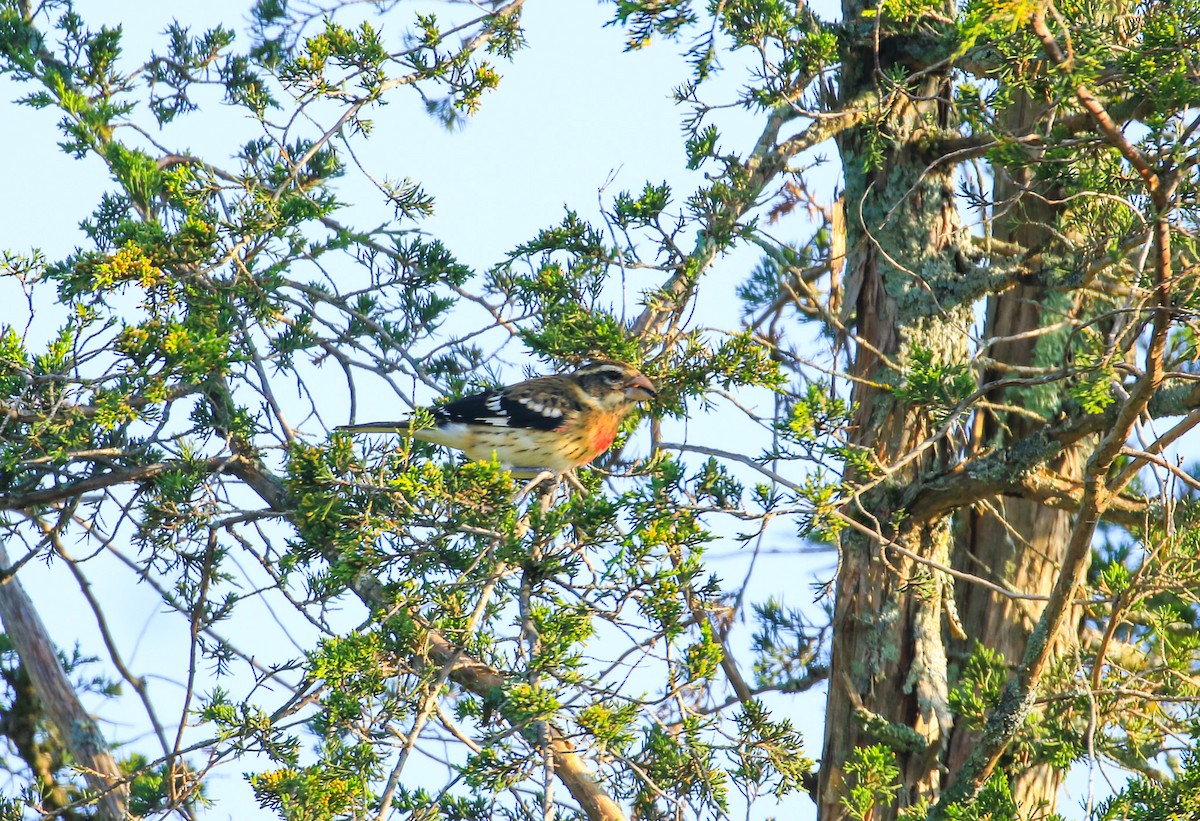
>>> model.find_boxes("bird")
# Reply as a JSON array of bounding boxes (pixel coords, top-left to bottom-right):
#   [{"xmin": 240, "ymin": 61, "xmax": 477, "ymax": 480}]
[{"xmin": 337, "ymin": 360, "xmax": 657, "ymax": 472}]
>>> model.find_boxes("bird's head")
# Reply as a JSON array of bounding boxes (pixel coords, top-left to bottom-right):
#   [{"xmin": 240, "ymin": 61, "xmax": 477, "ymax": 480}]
[{"xmin": 573, "ymin": 360, "xmax": 657, "ymax": 412}]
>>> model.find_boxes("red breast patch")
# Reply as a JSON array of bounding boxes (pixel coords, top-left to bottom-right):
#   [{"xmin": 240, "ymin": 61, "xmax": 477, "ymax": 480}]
[{"xmin": 590, "ymin": 416, "xmax": 619, "ymax": 457}]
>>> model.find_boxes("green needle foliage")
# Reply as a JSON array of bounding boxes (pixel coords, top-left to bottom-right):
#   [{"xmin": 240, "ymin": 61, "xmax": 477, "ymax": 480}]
[{"xmin": 1, "ymin": 0, "xmax": 1200, "ymax": 819}]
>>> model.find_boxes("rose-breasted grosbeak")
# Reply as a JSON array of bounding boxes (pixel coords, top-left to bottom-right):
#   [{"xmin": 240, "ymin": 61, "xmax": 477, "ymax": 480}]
[{"xmin": 338, "ymin": 361, "xmax": 657, "ymax": 471}]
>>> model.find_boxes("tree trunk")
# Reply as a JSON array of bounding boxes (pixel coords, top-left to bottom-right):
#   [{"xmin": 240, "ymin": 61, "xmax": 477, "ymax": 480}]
[
  {"xmin": 819, "ymin": 54, "xmax": 1084, "ymax": 813},
  {"xmin": 945, "ymin": 90, "xmax": 1079, "ymax": 810},
  {"xmin": 817, "ymin": 12, "xmax": 973, "ymax": 816}
]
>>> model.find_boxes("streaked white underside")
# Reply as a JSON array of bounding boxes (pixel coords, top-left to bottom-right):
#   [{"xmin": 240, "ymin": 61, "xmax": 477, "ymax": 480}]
[{"xmin": 415, "ymin": 423, "xmax": 584, "ymax": 471}]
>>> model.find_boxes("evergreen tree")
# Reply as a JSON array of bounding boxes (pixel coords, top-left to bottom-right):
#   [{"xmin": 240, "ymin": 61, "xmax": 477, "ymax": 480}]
[{"xmin": 1, "ymin": 0, "xmax": 1198, "ymax": 819}]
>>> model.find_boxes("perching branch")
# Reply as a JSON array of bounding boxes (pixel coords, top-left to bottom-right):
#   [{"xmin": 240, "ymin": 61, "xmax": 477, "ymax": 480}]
[{"xmin": 0, "ymin": 541, "xmax": 130, "ymax": 820}]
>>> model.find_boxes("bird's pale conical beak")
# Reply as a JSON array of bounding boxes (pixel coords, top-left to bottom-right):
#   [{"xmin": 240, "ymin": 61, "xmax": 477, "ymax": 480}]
[{"xmin": 625, "ymin": 374, "xmax": 657, "ymax": 402}]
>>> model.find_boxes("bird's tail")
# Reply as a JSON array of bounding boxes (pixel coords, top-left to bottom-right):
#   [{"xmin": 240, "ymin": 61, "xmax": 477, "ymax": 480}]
[{"xmin": 336, "ymin": 420, "xmax": 414, "ymax": 434}]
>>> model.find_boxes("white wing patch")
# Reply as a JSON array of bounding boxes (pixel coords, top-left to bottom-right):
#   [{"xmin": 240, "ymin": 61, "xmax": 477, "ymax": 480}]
[
  {"xmin": 518, "ymin": 397, "xmax": 564, "ymax": 418},
  {"xmin": 468, "ymin": 393, "xmax": 511, "ymax": 425}
]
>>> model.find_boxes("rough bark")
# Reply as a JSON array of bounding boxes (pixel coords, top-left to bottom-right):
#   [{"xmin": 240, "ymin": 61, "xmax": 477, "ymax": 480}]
[
  {"xmin": 817, "ymin": 8, "xmax": 972, "ymax": 816},
  {"xmin": 945, "ymin": 89, "xmax": 1080, "ymax": 810}
]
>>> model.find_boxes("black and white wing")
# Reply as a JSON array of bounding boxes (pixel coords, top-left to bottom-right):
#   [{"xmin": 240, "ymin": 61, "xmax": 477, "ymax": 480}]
[{"xmin": 432, "ymin": 374, "xmax": 582, "ymax": 432}]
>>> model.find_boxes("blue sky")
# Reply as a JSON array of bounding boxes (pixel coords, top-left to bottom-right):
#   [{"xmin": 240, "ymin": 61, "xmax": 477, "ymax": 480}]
[
  {"xmin": 0, "ymin": 2, "xmax": 1110, "ymax": 818},
  {"xmin": 0, "ymin": 3, "xmax": 828, "ymax": 817}
]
